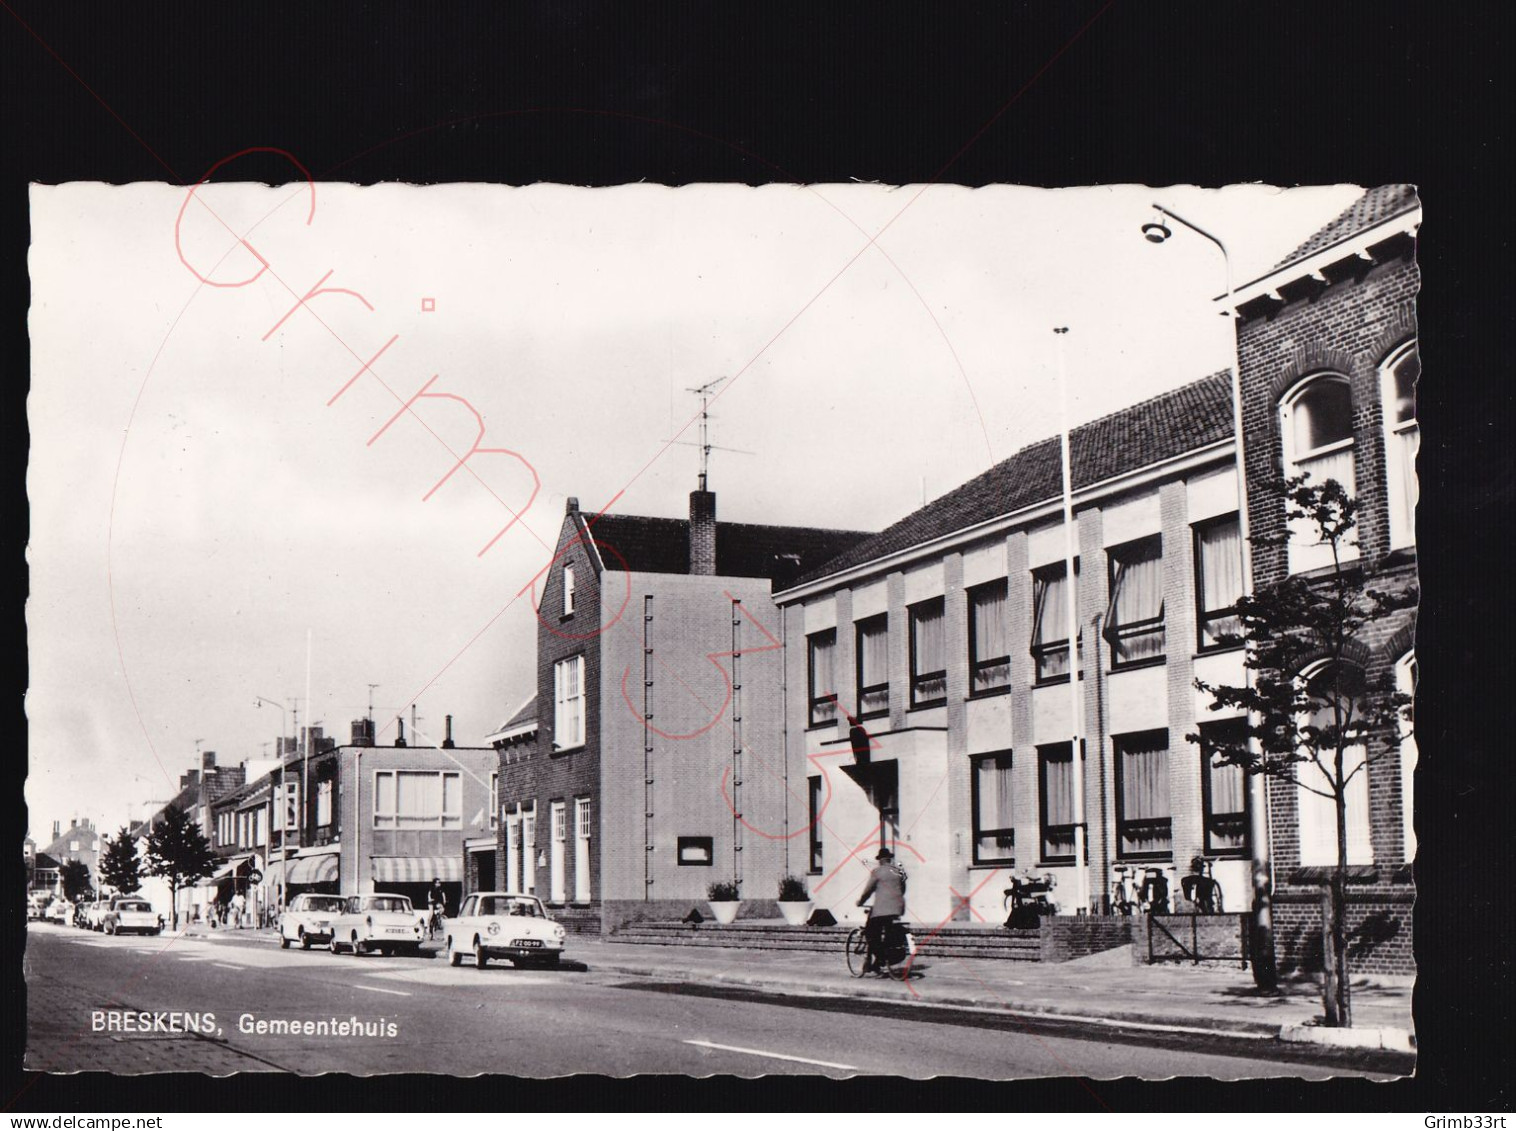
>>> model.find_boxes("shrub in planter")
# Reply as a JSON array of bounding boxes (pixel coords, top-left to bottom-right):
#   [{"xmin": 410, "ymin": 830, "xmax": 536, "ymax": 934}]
[
  {"xmin": 706, "ymin": 880, "xmax": 741, "ymax": 925},
  {"xmin": 777, "ymin": 874, "xmax": 813, "ymax": 926}
]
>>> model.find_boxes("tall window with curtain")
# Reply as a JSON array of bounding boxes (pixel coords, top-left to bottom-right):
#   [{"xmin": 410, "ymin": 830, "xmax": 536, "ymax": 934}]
[
  {"xmin": 855, "ymin": 615, "xmax": 889, "ymax": 719},
  {"xmin": 1105, "ymin": 535, "xmax": 1165, "ymax": 667},
  {"xmin": 1194, "ymin": 515, "xmax": 1244, "ymax": 651},
  {"xmin": 1038, "ymin": 741, "xmax": 1083, "ymax": 863},
  {"xmin": 1031, "ymin": 561, "xmax": 1078, "ymax": 684},
  {"xmin": 1281, "ymin": 374, "xmax": 1358, "ymax": 573},
  {"xmin": 807, "ymin": 629, "xmax": 837, "ymax": 727},
  {"xmin": 971, "ymin": 751, "xmax": 1014, "ymax": 865},
  {"xmin": 968, "ymin": 580, "xmax": 1011, "ymax": 695},
  {"xmin": 807, "ymin": 775, "xmax": 824, "ymax": 874},
  {"xmin": 554, "ymin": 655, "xmax": 585, "ymax": 749},
  {"xmin": 1296, "ymin": 663, "xmax": 1374, "ymax": 866},
  {"xmin": 1114, "ymin": 729, "xmax": 1172, "ymax": 859},
  {"xmin": 1381, "ymin": 344, "xmax": 1419, "ymax": 551},
  {"xmin": 909, "ymin": 598, "xmax": 946, "ymax": 708},
  {"xmin": 1199, "ymin": 718, "xmax": 1248, "ymax": 856}
]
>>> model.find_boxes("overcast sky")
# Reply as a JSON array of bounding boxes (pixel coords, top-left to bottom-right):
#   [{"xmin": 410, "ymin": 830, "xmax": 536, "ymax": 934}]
[{"xmin": 26, "ymin": 180, "xmax": 1363, "ymax": 841}]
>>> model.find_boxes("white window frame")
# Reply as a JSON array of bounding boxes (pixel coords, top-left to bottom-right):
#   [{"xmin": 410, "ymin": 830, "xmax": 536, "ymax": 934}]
[
  {"xmin": 315, "ymin": 779, "xmax": 333, "ymax": 828},
  {"xmin": 574, "ymin": 796, "xmax": 592, "ymax": 903},
  {"xmin": 1396, "ymin": 652, "xmax": 1417, "ymax": 862},
  {"xmin": 371, "ymin": 770, "xmax": 463, "ymax": 830},
  {"xmin": 563, "ymin": 564, "xmax": 576, "ymax": 616},
  {"xmin": 1280, "ymin": 373, "xmax": 1359, "ymax": 574},
  {"xmin": 554, "ymin": 655, "xmax": 586, "ymax": 750},
  {"xmin": 1294, "ymin": 662, "xmax": 1373, "ymax": 867},
  {"xmin": 490, "ymin": 772, "xmax": 499, "ymax": 831},
  {"xmin": 549, "ymin": 800, "xmax": 567, "ymax": 903},
  {"xmin": 1380, "ymin": 343, "xmax": 1419, "ymax": 551}
]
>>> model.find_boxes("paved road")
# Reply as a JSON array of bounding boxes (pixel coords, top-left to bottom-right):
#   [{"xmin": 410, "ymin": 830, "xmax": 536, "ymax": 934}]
[{"xmin": 23, "ymin": 923, "xmax": 1392, "ymax": 1080}]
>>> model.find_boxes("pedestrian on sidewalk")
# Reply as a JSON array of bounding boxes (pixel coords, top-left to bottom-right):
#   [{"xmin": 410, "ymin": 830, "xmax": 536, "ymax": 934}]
[
  {"xmin": 857, "ymin": 848, "xmax": 907, "ymax": 975},
  {"xmin": 230, "ymin": 892, "xmax": 245, "ymax": 929}
]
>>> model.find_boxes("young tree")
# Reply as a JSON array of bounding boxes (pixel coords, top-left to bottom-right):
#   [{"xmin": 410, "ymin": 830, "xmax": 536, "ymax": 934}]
[
  {"xmin": 1192, "ymin": 475, "xmax": 1415, "ymax": 1028},
  {"xmin": 145, "ymin": 804, "xmax": 217, "ymax": 930},
  {"xmin": 59, "ymin": 859, "xmax": 93, "ymax": 903},
  {"xmin": 99, "ymin": 826, "xmax": 144, "ymax": 895}
]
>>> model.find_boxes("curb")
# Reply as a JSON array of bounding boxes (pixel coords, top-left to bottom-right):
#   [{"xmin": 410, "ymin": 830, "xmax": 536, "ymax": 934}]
[
  {"xmin": 583, "ymin": 957, "xmax": 1285, "ymax": 1039},
  {"xmin": 1279, "ymin": 1024, "xmax": 1416, "ymax": 1052}
]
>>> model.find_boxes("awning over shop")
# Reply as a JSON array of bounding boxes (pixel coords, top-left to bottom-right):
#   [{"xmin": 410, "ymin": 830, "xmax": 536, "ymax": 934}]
[
  {"xmin": 210, "ymin": 854, "xmax": 258, "ymax": 881},
  {"xmin": 370, "ymin": 856, "xmax": 462, "ymax": 884},
  {"xmin": 286, "ymin": 854, "xmax": 340, "ymax": 885}
]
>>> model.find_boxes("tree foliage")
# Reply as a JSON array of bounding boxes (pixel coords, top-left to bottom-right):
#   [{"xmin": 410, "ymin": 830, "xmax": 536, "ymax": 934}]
[
  {"xmin": 1190, "ymin": 475, "xmax": 1416, "ymax": 1027},
  {"xmin": 145, "ymin": 804, "xmax": 217, "ymax": 929},
  {"xmin": 99, "ymin": 826, "xmax": 144, "ymax": 895},
  {"xmin": 59, "ymin": 859, "xmax": 93, "ymax": 903}
]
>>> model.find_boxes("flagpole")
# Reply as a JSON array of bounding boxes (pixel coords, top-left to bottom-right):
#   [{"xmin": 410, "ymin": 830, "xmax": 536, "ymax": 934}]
[
  {"xmin": 1054, "ymin": 326, "xmax": 1088, "ymax": 916},
  {"xmin": 303, "ymin": 629, "xmax": 312, "ymax": 903}
]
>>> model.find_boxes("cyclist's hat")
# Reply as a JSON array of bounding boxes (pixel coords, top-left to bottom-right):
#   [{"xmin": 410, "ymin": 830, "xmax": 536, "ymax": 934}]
[{"xmin": 875, "ymin": 848, "xmax": 894, "ymax": 860}]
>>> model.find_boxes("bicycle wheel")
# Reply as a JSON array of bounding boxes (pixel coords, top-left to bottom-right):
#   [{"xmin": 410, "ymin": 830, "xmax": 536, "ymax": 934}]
[{"xmin": 845, "ymin": 927, "xmax": 870, "ymax": 978}]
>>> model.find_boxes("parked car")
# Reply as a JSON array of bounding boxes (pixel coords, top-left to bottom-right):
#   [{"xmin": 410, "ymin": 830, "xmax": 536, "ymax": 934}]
[
  {"xmin": 27, "ymin": 894, "xmax": 50, "ymax": 921},
  {"xmin": 87, "ymin": 899, "xmax": 114, "ymax": 931},
  {"xmin": 444, "ymin": 892, "xmax": 567, "ymax": 969},
  {"xmin": 279, "ymin": 893, "xmax": 349, "ymax": 950},
  {"xmin": 72, "ymin": 900, "xmax": 93, "ymax": 929},
  {"xmin": 102, "ymin": 897, "xmax": 163, "ymax": 936},
  {"xmin": 46, "ymin": 898, "xmax": 71, "ymax": 925},
  {"xmin": 327, "ymin": 894, "xmax": 423, "ymax": 956}
]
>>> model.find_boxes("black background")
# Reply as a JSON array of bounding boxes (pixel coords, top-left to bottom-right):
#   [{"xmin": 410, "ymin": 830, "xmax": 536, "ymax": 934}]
[{"xmin": 1, "ymin": 0, "xmax": 1509, "ymax": 1114}]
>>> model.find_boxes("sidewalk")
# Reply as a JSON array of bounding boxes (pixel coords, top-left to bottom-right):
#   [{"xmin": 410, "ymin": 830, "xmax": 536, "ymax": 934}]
[{"xmin": 178, "ymin": 922, "xmax": 1414, "ymax": 1050}]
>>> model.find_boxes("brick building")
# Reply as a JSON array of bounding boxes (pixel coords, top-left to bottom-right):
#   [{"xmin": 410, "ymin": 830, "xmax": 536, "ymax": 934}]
[
  {"xmin": 34, "ymin": 818, "xmax": 102, "ymax": 895},
  {"xmin": 131, "ymin": 751, "xmax": 248, "ymax": 921},
  {"xmin": 282, "ymin": 719, "xmax": 497, "ymax": 914},
  {"xmin": 1232, "ymin": 185, "xmax": 1420, "ymax": 975},
  {"xmin": 775, "ymin": 374, "xmax": 1261, "ymax": 927},
  {"xmin": 490, "ymin": 490, "xmax": 869, "ymax": 932}
]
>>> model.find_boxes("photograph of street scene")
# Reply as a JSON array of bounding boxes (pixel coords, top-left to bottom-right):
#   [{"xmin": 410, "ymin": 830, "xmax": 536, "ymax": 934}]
[{"xmin": 25, "ymin": 179, "xmax": 1418, "ymax": 1079}]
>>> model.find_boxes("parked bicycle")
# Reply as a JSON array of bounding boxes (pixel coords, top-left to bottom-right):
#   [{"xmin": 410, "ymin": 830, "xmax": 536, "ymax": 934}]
[
  {"xmin": 846, "ymin": 918, "xmax": 916, "ymax": 979},
  {"xmin": 1003, "ymin": 872, "xmax": 1059, "ymax": 928},
  {"xmin": 1110, "ymin": 864, "xmax": 1176, "ymax": 915},
  {"xmin": 1179, "ymin": 856, "xmax": 1225, "ymax": 915}
]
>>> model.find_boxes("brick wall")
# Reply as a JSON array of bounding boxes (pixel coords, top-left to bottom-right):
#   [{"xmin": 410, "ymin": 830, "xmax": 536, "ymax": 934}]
[{"xmin": 1237, "ymin": 240, "xmax": 1419, "ymax": 976}]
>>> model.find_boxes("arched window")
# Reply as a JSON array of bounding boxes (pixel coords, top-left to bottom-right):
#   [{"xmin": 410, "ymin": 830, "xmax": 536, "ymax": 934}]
[
  {"xmin": 1294, "ymin": 660, "xmax": 1373, "ymax": 866},
  {"xmin": 1395, "ymin": 651, "xmax": 1417, "ymax": 862},
  {"xmin": 1280, "ymin": 374, "xmax": 1358, "ymax": 573},
  {"xmin": 1381, "ymin": 343, "xmax": 1420, "ymax": 550}
]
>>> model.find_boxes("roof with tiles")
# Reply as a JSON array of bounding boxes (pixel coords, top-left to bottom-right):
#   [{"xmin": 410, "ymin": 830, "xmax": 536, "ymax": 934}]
[
  {"xmin": 1272, "ymin": 185, "xmax": 1419, "ymax": 272},
  {"xmin": 490, "ymin": 693, "xmax": 538, "ymax": 737},
  {"xmin": 786, "ymin": 371, "xmax": 1235, "ymax": 589},
  {"xmin": 584, "ymin": 512, "xmax": 873, "ymax": 589}
]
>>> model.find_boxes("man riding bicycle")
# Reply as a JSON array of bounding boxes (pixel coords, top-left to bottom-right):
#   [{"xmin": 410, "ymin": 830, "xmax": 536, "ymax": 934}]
[
  {"xmin": 426, "ymin": 878, "xmax": 447, "ymax": 937},
  {"xmin": 856, "ymin": 848, "xmax": 907, "ymax": 976}
]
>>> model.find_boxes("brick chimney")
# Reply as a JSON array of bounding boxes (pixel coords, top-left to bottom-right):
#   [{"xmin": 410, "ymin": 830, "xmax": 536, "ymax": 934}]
[
  {"xmin": 202, "ymin": 750, "xmax": 216, "ymax": 771},
  {"xmin": 350, "ymin": 718, "xmax": 375, "ymax": 747},
  {"xmin": 52, "ymin": 820, "xmax": 60, "ymax": 840},
  {"xmin": 689, "ymin": 489, "xmax": 717, "ymax": 575}
]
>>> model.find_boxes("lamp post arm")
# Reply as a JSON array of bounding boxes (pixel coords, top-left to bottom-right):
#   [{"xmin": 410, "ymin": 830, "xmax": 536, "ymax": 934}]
[{"xmin": 1152, "ymin": 204, "xmax": 1234, "ymax": 309}]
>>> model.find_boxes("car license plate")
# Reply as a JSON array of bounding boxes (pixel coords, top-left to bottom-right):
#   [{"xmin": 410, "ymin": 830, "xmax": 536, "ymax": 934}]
[
  {"xmin": 386, "ymin": 928, "xmax": 409, "ymax": 934},
  {"xmin": 512, "ymin": 939, "xmax": 542, "ymax": 948}
]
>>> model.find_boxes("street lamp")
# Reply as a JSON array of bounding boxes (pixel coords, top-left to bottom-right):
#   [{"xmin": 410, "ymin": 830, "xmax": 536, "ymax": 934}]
[
  {"xmin": 255, "ymin": 695, "xmax": 294, "ymax": 915},
  {"xmin": 1142, "ymin": 202, "xmax": 1277, "ymax": 989}
]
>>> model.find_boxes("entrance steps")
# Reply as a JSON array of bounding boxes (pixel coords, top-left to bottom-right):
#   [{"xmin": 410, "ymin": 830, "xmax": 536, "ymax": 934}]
[{"xmin": 608, "ymin": 919, "xmax": 1049, "ymax": 961}]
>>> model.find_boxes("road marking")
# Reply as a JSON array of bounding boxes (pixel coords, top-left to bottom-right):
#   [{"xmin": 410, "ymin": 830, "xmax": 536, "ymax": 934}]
[
  {"xmin": 356, "ymin": 984, "xmax": 412, "ymax": 997},
  {"xmin": 683, "ymin": 1040, "xmax": 857, "ymax": 1071},
  {"xmin": 211, "ymin": 963, "xmax": 246, "ymax": 971}
]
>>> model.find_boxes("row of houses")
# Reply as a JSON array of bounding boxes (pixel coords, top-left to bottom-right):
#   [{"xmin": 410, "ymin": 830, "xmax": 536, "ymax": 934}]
[{"xmin": 482, "ymin": 185, "xmax": 1419, "ymax": 974}]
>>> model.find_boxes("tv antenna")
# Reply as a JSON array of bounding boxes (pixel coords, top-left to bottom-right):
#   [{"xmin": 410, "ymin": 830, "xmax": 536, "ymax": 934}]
[
  {"xmin": 367, "ymin": 684, "xmax": 380, "ymax": 721},
  {"xmin": 664, "ymin": 376, "xmax": 755, "ymax": 490}
]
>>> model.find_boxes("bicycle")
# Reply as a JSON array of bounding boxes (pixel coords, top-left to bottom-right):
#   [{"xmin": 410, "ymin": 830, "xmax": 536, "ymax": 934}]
[
  {"xmin": 846, "ymin": 917, "xmax": 916, "ymax": 979},
  {"xmin": 1110, "ymin": 864, "xmax": 1177, "ymax": 915},
  {"xmin": 426, "ymin": 905, "xmax": 446, "ymax": 941},
  {"xmin": 1180, "ymin": 856, "xmax": 1225, "ymax": 914},
  {"xmin": 1003, "ymin": 872, "xmax": 1058, "ymax": 928}
]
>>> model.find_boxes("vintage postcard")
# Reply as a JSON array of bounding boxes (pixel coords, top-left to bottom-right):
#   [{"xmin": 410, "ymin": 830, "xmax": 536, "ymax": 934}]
[{"xmin": 25, "ymin": 179, "xmax": 1418, "ymax": 1079}]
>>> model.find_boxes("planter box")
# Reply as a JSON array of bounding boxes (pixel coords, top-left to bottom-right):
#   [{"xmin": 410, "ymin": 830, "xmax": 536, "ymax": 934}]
[{"xmin": 777, "ymin": 900, "xmax": 813, "ymax": 926}]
